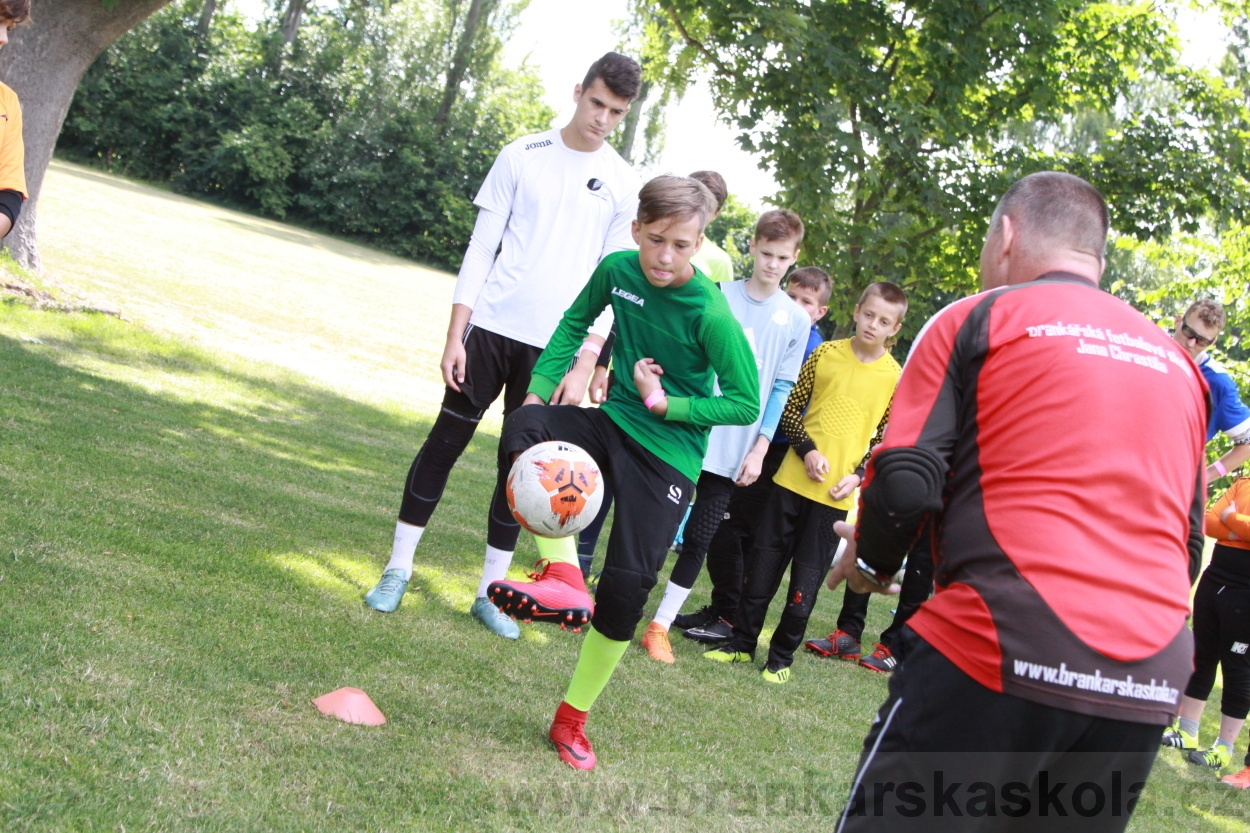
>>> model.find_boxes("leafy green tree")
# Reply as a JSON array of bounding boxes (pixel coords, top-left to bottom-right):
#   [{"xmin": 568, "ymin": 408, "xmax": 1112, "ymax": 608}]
[
  {"xmin": 645, "ymin": 0, "xmax": 1243, "ymax": 338},
  {"xmin": 611, "ymin": 0, "xmax": 699, "ymax": 165},
  {"xmin": 704, "ymin": 192, "xmax": 755, "ymax": 280}
]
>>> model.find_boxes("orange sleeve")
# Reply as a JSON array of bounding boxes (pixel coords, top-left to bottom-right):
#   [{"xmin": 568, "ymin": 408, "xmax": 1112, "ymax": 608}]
[
  {"xmin": 1208, "ymin": 479, "xmax": 1250, "ymax": 541},
  {"xmin": 1225, "ymin": 480, "xmax": 1250, "ymax": 540},
  {"xmin": 0, "ymin": 83, "xmax": 27, "ymax": 198},
  {"xmin": 1207, "ymin": 514, "xmax": 1233, "ymax": 541},
  {"xmin": 1208, "ymin": 490, "xmax": 1233, "ymax": 539}
]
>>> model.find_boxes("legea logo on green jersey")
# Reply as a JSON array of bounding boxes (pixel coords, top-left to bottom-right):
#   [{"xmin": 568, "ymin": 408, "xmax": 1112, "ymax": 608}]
[{"xmin": 612, "ymin": 286, "xmax": 645, "ymax": 307}]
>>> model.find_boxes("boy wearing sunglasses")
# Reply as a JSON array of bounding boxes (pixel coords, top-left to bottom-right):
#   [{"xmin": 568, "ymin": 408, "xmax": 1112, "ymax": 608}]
[{"xmin": 1172, "ymin": 299, "xmax": 1250, "ymax": 484}]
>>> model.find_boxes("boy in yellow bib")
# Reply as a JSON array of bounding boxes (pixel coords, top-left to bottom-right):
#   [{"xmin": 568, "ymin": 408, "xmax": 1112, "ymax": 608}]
[{"xmin": 704, "ymin": 281, "xmax": 907, "ymax": 683}]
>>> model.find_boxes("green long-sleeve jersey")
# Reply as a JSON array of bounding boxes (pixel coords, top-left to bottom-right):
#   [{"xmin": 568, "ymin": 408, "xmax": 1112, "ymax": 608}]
[{"xmin": 529, "ymin": 250, "xmax": 760, "ymax": 482}]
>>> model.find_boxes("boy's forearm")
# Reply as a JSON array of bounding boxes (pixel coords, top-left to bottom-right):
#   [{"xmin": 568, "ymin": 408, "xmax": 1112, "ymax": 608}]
[
  {"xmin": 748, "ymin": 434, "xmax": 771, "ymax": 458},
  {"xmin": 445, "ymin": 304, "xmax": 473, "ymax": 343},
  {"xmin": 668, "ymin": 315, "xmax": 760, "ymax": 427},
  {"xmin": 1226, "ymin": 511, "xmax": 1250, "ymax": 540},
  {"xmin": 452, "ymin": 207, "xmax": 507, "ymax": 309},
  {"xmin": 529, "ymin": 270, "xmax": 608, "ymax": 391},
  {"xmin": 780, "ymin": 349, "xmax": 820, "ymax": 452},
  {"xmin": 759, "ymin": 378, "xmax": 795, "ymax": 441}
]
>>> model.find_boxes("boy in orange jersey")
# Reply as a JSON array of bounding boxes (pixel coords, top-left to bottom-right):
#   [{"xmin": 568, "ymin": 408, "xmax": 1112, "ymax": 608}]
[{"xmin": 0, "ymin": 0, "xmax": 30, "ymax": 239}]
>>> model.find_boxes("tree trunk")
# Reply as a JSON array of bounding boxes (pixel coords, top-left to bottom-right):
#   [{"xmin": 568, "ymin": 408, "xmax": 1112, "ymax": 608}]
[
  {"xmin": 196, "ymin": 0, "xmax": 218, "ymax": 41},
  {"xmin": 433, "ymin": 0, "xmax": 497, "ymax": 133},
  {"xmin": 280, "ymin": 0, "xmax": 306, "ymax": 47},
  {"xmin": 0, "ymin": 0, "xmax": 173, "ymax": 271},
  {"xmin": 615, "ymin": 78, "xmax": 651, "ymax": 164},
  {"xmin": 270, "ymin": 0, "xmax": 307, "ymax": 73}
]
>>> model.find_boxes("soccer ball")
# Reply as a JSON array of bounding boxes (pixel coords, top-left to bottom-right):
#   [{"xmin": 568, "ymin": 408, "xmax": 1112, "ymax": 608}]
[{"xmin": 506, "ymin": 441, "xmax": 604, "ymax": 538}]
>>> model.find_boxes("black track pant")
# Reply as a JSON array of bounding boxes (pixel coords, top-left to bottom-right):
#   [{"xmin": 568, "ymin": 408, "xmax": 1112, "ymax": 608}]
[
  {"xmin": 499, "ymin": 405, "xmax": 692, "ymax": 642},
  {"xmin": 837, "ymin": 628, "xmax": 1163, "ymax": 833},
  {"xmin": 705, "ymin": 440, "xmax": 790, "ymax": 618},
  {"xmin": 729, "ymin": 486, "xmax": 847, "ymax": 668}
]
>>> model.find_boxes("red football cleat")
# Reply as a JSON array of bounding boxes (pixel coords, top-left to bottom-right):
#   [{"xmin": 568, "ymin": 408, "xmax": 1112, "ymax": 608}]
[
  {"xmin": 858, "ymin": 642, "xmax": 898, "ymax": 673},
  {"xmin": 488, "ymin": 560, "xmax": 593, "ymax": 628},
  {"xmin": 805, "ymin": 628, "xmax": 861, "ymax": 660},
  {"xmin": 1222, "ymin": 766, "xmax": 1250, "ymax": 789},
  {"xmin": 549, "ymin": 701, "xmax": 596, "ymax": 770}
]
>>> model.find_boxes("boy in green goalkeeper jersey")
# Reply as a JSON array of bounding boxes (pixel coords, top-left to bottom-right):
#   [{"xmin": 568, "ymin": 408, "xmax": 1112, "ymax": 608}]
[{"xmin": 487, "ymin": 175, "xmax": 759, "ymax": 770}]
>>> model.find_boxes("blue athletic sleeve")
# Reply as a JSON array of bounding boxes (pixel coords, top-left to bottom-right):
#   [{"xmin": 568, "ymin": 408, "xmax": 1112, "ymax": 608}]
[
  {"xmin": 759, "ymin": 378, "xmax": 795, "ymax": 441},
  {"xmin": 1203, "ymin": 359, "xmax": 1250, "ymax": 442}
]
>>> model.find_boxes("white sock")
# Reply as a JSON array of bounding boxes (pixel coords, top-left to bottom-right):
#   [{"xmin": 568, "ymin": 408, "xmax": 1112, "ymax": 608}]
[
  {"xmin": 384, "ymin": 521, "xmax": 424, "ymax": 579},
  {"xmin": 476, "ymin": 545, "xmax": 514, "ymax": 598},
  {"xmin": 652, "ymin": 581, "xmax": 693, "ymax": 630}
]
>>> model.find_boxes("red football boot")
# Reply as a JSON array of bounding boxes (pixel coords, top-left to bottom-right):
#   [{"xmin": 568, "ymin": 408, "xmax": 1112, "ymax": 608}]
[
  {"xmin": 549, "ymin": 701, "xmax": 595, "ymax": 770},
  {"xmin": 488, "ymin": 559, "xmax": 593, "ymax": 630},
  {"xmin": 804, "ymin": 628, "xmax": 861, "ymax": 660}
]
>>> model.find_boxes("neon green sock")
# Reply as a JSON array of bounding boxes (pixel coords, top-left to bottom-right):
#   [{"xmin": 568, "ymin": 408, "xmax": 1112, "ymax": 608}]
[
  {"xmin": 564, "ymin": 627, "xmax": 629, "ymax": 712},
  {"xmin": 533, "ymin": 534, "xmax": 579, "ymax": 567}
]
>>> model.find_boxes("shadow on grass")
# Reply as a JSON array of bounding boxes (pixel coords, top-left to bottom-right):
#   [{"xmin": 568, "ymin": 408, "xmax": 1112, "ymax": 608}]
[
  {"xmin": 0, "ymin": 311, "xmax": 599, "ymax": 826},
  {"xmin": 212, "ymin": 216, "xmax": 417, "ymax": 269},
  {"xmin": 0, "ymin": 317, "xmax": 506, "ymax": 617},
  {"xmin": 0, "ymin": 309, "xmax": 555, "ymax": 712},
  {"xmin": 49, "ymin": 160, "xmax": 203, "ymax": 206}
]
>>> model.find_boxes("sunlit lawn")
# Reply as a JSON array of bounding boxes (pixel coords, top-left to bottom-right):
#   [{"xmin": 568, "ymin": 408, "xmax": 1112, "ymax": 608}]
[{"xmin": 0, "ymin": 160, "xmax": 1244, "ymax": 831}]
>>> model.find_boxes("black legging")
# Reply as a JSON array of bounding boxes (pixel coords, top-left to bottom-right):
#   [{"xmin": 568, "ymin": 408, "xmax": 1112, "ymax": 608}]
[
  {"xmin": 706, "ymin": 441, "xmax": 790, "ymax": 617},
  {"xmin": 1183, "ymin": 549, "xmax": 1250, "ymax": 723},
  {"xmin": 397, "ymin": 386, "xmax": 521, "ymax": 551},
  {"xmin": 667, "ymin": 471, "xmax": 736, "ymax": 588}
]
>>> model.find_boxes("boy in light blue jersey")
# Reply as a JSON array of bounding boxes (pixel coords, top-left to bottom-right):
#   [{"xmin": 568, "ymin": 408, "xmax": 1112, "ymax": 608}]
[{"xmin": 641, "ymin": 210, "xmax": 811, "ymax": 663}]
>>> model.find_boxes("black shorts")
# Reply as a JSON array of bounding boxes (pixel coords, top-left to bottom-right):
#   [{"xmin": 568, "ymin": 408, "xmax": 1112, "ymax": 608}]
[
  {"xmin": 455, "ymin": 324, "xmax": 544, "ymax": 415},
  {"xmin": 500, "ymin": 405, "xmax": 693, "ymax": 641},
  {"xmin": 837, "ymin": 629, "xmax": 1162, "ymax": 833}
]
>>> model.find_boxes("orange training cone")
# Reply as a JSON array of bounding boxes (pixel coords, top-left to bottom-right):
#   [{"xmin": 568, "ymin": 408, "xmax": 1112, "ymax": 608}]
[{"xmin": 313, "ymin": 687, "xmax": 386, "ymax": 726}]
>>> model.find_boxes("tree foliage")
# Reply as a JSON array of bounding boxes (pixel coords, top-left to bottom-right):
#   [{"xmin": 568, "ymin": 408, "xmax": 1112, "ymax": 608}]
[
  {"xmin": 645, "ymin": 0, "xmax": 1248, "ymax": 339},
  {"xmin": 609, "ymin": 0, "xmax": 700, "ymax": 165},
  {"xmin": 59, "ymin": 0, "xmax": 554, "ymax": 270},
  {"xmin": 704, "ymin": 192, "xmax": 756, "ymax": 280}
]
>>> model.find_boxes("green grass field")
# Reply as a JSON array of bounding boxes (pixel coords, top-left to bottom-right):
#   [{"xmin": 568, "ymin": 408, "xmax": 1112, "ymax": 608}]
[{"xmin": 1, "ymin": 159, "xmax": 1247, "ymax": 831}]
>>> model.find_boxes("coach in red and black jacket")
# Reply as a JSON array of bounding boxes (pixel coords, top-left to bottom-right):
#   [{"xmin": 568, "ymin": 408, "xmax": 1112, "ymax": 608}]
[{"xmin": 831, "ymin": 172, "xmax": 1208, "ymax": 833}]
